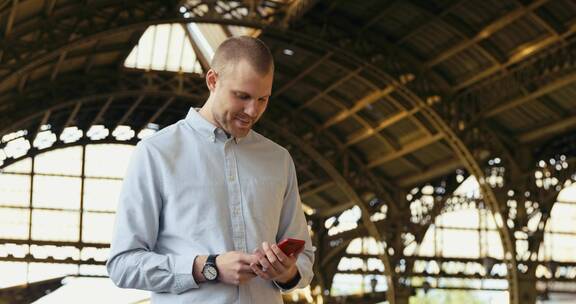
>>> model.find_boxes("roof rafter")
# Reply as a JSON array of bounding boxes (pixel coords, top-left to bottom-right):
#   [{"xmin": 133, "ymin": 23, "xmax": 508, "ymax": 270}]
[
  {"xmin": 367, "ymin": 133, "xmax": 443, "ymax": 169},
  {"xmin": 485, "ymin": 71, "xmax": 576, "ymax": 118},
  {"xmin": 273, "ymin": 52, "xmax": 333, "ymax": 98},
  {"xmin": 453, "ymin": 16, "xmax": 576, "ymax": 91},
  {"xmin": 425, "ymin": 0, "xmax": 550, "ymax": 69},
  {"xmin": 519, "ymin": 115, "xmax": 576, "ymax": 143},
  {"xmin": 4, "ymin": 0, "xmax": 18, "ymax": 37}
]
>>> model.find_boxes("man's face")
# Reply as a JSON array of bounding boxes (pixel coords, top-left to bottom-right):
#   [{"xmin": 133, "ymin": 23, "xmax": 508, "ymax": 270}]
[{"xmin": 208, "ymin": 60, "xmax": 273, "ymax": 138}]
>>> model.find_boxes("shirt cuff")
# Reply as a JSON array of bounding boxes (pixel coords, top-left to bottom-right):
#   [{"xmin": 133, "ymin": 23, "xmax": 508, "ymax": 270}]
[
  {"xmin": 273, "ymin": 267, "xmax": 302, "ymax": 293},
  {"xmin": 173, "ymin": 254, "xmax": 199, "ymax": 293}
]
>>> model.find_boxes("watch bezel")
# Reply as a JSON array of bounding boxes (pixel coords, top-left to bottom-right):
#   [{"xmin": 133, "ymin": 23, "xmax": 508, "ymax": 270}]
[{"xmin": 202, "ymin": 264, "xmax": 218, "ymax": 281}]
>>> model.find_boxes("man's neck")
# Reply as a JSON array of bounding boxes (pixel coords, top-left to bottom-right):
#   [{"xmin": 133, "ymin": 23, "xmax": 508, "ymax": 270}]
[
  {"xmin": 197, "ymin": 104, "xmax": 233, "ymax": 139},
  {"xmin": 198, "ymin": 104, "xmax": 217, "ymax": 126}
]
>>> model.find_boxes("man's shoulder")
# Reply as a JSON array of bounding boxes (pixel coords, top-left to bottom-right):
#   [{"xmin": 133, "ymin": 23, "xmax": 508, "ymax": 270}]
[
  {"xmin": 250, "ymin": 130, "xmax": 290, "ymax": 156},
  {"xmin": 138, "ymin": 119, "xmax": 188, "ymax": 148}
]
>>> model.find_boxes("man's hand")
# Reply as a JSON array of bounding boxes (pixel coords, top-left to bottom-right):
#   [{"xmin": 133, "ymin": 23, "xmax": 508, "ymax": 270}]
[
  {"xmin": 250, "ymin": 242, "xmax": 298, "ymax": 284},
  {"xmin": 194, "ymin": 251, "xmax": 258, "ymax": 285}
]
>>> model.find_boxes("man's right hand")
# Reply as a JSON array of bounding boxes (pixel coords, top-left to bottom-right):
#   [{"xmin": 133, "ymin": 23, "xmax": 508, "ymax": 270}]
[
  {"xmin": 216, "ymin": 251, "xmax": 258, "ymax": 285},
  {"xmin": 194, "ymin": 252, "xmax": 258, "ymax": 285}
]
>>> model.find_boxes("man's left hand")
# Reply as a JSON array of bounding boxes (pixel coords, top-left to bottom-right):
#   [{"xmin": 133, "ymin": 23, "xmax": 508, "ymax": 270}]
[{"xmin": 250, "ymin": 242, "xmax": 298, "ymax": 283}]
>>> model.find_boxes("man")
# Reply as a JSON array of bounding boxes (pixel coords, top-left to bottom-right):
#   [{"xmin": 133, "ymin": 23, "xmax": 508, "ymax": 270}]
[{"xmin": 107, "ymin": 36, "xmax": 314, "ymax": 303}]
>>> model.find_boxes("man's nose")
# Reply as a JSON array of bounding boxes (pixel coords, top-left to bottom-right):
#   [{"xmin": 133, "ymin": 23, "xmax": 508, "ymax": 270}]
[{"xmin": 244, "ymin": 100, "xmax": 259, "ymax": 118}]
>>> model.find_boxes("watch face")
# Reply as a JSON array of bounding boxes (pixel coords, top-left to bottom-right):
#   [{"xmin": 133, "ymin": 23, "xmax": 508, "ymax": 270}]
[{"xmin": 203, "ymin": 265, "xmax": 218, "ymax": 281}]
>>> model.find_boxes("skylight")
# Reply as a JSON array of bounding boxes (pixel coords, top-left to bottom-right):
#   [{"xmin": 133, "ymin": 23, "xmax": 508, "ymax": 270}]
[
  {"xmin": 124, "ymin": 13, "xmax": 259, "ymax": 75},
  {"xmin": 124, "ymin": 23, "xmax": 203, "ymax": 74}
]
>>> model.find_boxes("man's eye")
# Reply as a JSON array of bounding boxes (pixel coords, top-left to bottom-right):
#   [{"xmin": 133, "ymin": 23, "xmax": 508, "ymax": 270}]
[{"xmin": 235, "ymin": 93, "xmax": 250, "ymax": 100}]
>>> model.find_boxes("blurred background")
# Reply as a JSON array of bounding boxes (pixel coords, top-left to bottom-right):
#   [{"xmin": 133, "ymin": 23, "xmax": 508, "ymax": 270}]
[{"xmin": 0, "ymin": 0, "xmax": 575, "ymax": 303}]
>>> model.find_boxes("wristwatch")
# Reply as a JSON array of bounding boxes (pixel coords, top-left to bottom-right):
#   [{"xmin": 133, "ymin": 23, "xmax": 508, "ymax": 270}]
[{"xmin": 202, "ymin": 254, "xmax": 219, "ymax": 282}]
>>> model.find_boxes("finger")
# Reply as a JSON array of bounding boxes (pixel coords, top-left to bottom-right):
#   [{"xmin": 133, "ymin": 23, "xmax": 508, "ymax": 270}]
[
  {"xmin": 250, "ymin": 263, "xmax": 271, "ymax": 280},
  {"xmin": 258, "ymin": 255, "xmax": 282, "ymax": 277},
  {"xmin": 271, "ymin": 244, "xmax": 290, "ymax": 266},
  {"xmin": 269, "ymin": 255, "xmax": 288, "ymax": 274},
  {"xmin": 263, "ymin": 242, "xmax": 279, "ymax": 265},
  {"xmin": 253, "ymin": 249, "xmax": 265, "ymax": 260},
  {"xmin": 258, "ymin": 253, "xmax": 273, "ymax": 271},
  {"xmin": 238, "ymin": 252, "xmax": 259, "ymax": 265},
  {"xmin": 263, "ymin": 242, "xmax": 287, "ymax": 273}
]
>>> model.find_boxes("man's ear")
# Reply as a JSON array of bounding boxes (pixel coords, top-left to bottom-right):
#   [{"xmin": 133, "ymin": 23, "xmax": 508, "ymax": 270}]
[{"xmin": 206, "ymin": 69, "xmax": 217, "ymax": 91}]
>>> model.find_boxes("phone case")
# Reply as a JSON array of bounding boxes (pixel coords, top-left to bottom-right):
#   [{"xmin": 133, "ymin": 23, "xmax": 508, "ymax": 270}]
[{"xmin": 278, "ymin": 238, "xmax": 305, "ymax": 255}]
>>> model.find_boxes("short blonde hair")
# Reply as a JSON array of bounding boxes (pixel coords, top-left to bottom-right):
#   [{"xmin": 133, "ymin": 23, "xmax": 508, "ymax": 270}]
[{"xmin": 211, "ymin": 36, "xmax": 274, "ymax": 77}]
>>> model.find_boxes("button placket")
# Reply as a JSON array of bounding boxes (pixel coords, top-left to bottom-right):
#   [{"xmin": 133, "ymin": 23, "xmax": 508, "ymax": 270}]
[{"xmin": 225, "ymin": 140, "xmax": 246, "ymax": 252}]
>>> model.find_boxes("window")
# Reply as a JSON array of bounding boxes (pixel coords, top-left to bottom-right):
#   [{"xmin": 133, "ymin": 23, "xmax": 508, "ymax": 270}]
[{"xmin": 0, "ymin": 144, "xmax": 134, "ymax": 287}]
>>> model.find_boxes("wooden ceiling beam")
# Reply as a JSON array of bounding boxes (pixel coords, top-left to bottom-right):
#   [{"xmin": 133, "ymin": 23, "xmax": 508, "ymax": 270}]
[
  {"xmin": 367, "ymin": 133, "xmax": 443, "ymax": 168},
  {"xmin": 537, "ymin": 96, "xmax": 568, "ymax": 118},
  {"xmin": 317, "ymin": 201, "xmax": 357, "ymax": 218},
  {"xmin": 354, "ymin": 1, "xmax": 396, "ymax": 34},
  {"xmin": 519, "ymin": 115, "xmax": 576, "ymax": 143},
  {"xmin": 485, "ymin": 71, "xmax": 576, "ymax": 118},
  {"xmin": 396, "ymin": 0, "xmax": 468, "ymax": 45},
  {"xmin": 89, "ymin": 96, "xmax": 114, "ymax": 127},
  {"xmin": 183, "ymin": 24, "xmax": 210, "ymax": 73},
  {"xmin": 273, "ymin": 52, "xmax": 333, "ymax": 98},
  {"xmin": 397, "ymin": 158, "xmax": 462, "ymax": 188},
  {"xmin": 139, "ymin": 96, "xmax": 174, "ymax": 130},
  {"xmin": 83, "ymin": 40, "xmax": 100, "ymax": 74},
  {"xmin": 425, "ymin": 0, "xmax": 549, "ymax": 69},
  {"xmin": 50, "ymin": 51, "xmax": 67, "ymax": 81},
  {"xmin": 116, "ymin": 95, "xmax": 144, "ymax": 126},
  {"xmin": 512, "ymin": 0, "xmax": 562, "ymax": 40},
  {"xmin": 345, "ymin": 108, "xmax": 418, "ymax": 146},
  {"xmin": 64, "ymin": 101, "xmax": 82, "ymax": 128},
  {"xmin": 280, "ymin": 0, "xmax": 319, "ymax": 26},
  {"xmin": 296, "ymin": 66, "xmax": 364, "ymax": 111},
  {"xmin": 44, "ymin": 0, "xmax": 57, "ymax": 17},
  {"xmin": 17, "ymin": 74, "xmax": 28, "ymax": 92},
  {"xmin": 4, "ymin": 0, "xmax": 18, "ymax": 37},
  {"xmin": 301, "ymin": 181, "xmax": 335, "ymax": 200},
  {"xmin": 403, "ymin": 154, "xmax": 425, "ymax": 172},
  {"xmin": 320, "ymin": 82, "xmax": 401, "ymax": 130},
  {"xmin": 454, "ymin": 18, "xmax": 576, "ymax": 92},
  {"xmin": 28, "ymin": 110, "xmax": 52, "ymax": 143}
]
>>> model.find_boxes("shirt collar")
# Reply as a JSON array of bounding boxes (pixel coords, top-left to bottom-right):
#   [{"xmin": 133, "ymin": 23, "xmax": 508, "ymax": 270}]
[
  {"xmin": 185, "ymin": 107, "xmax": 217, "ymax": 142},
  {"xmin": 185, "ymin": 107, "xmax": 250, "ymax": 144}
]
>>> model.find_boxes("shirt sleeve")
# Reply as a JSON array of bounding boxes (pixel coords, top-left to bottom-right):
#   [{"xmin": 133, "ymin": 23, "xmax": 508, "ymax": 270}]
[
  {"xmin": 106, "ymin": 141, "xmax": 199, "ymax": 294},
  {"xmin": 273, "ymin": 153, "xmax": 315, "ymax": 292}
]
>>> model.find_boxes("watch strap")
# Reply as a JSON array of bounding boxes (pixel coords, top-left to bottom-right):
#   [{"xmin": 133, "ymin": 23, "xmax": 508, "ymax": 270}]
[{"xmin": 206, "ymin": 254, "xmax": 218, "ymax": 266}]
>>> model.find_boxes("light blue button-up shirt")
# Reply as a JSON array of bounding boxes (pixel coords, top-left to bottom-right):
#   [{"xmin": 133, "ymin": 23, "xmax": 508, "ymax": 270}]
[{"xmin": 107, "ymin": 108, "xmax": 314, "ymax": 303}]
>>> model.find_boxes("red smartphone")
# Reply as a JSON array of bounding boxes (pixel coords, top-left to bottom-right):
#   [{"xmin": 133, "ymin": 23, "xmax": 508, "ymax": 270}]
[{"xmin": 277, "ymin": 238, "xmax": 305, "ymax": 256}]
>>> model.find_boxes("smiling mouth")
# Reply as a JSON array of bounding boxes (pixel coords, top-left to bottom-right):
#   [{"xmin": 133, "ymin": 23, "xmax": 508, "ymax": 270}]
[{"xmin": 235, "ymin": 117, "xmax": 252, "ymax": 127}]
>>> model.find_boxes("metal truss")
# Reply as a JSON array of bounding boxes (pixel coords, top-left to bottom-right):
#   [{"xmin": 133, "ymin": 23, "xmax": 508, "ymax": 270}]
[
  {"xmin": 0, "ymin": 0, "xmax": 312, "ymax": 97},
  {"xmin": 281, "ymin": 12, "xmax": 532, "ymax": 304},
  {"xmin": 0, "ymin": 68, "xmax": 207, "ymax": 136},
  {"xmin": 284, "ymin": 4, "xmax": 576, "ymax": 302}
]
